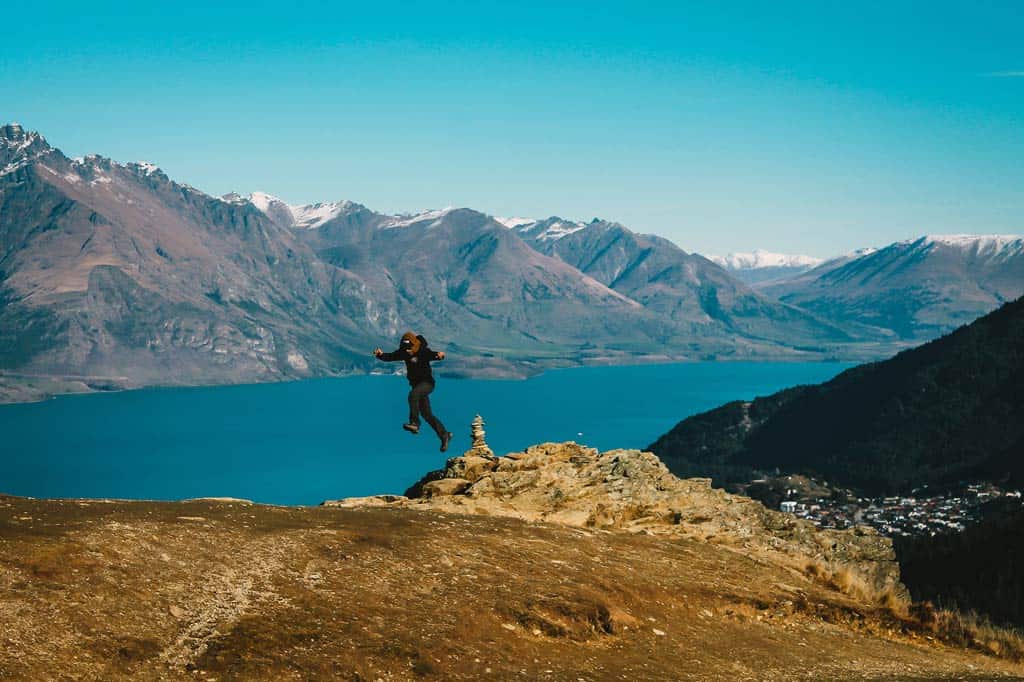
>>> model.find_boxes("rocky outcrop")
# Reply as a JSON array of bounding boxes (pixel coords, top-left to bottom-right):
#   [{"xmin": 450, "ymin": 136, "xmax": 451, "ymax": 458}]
[{"xmin": 325, "ymin": 439, "xmax": 903, "ymax": 593}]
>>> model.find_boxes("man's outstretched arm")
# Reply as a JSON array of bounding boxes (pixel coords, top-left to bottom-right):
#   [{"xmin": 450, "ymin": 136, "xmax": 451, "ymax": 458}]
[{"xmin": 374, "ymin": 347, "xmax": 405, "ymax": 361}]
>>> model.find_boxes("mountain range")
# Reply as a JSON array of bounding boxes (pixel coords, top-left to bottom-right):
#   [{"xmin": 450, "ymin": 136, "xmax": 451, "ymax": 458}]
[
  {"xmin": 758, "ymin": 237, "xmax": 1024, "ymax": 341},
  {"xmin": 1, "ymin": 123, "xmax": 1021, "ymax": 400}
]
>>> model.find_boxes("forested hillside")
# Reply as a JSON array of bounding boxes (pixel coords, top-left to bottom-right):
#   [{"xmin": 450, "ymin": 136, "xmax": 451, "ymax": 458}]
[
  {"xmin": 648, "ymin": 297, "xmax": 1024, "ymax": 495},
  {"xmin": 895, "ymin": 500, "xmax": 1024, "ymax": 628}
]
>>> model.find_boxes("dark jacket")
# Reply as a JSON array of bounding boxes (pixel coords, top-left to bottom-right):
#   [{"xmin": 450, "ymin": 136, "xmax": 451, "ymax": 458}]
[{"xmin": 378, "ymin": 335, "xmax": 443, "ymax": 386}]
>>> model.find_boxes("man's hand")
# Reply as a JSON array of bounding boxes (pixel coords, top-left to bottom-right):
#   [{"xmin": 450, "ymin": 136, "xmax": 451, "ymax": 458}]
[
  {"xmin": 436, "ymin": 351, "xmax": 446, "ymax": 360},
  {"xmin": 373, "ymin": 347, "xmax": 383, "ymax": 358}
]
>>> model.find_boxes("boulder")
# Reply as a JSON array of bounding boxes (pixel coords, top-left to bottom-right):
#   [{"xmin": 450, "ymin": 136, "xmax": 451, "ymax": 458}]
[
  {"xmin": 420, "ymin": 478, "xmax": 471, "ymax": 498},
  {"xmin": 446, "ymin": 455, "xmax": 497, "ymax": 483},
  {"xmin": 321, "ymin": 495, "xmax": 406, "ymax": 508}
]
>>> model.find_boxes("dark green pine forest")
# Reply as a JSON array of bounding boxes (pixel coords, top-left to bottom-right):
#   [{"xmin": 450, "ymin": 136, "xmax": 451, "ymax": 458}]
[
  {"xmin": 648, "ymin": 296, "xmax": 1024, "ymax": 496},
  {"xmin": 894, "ymin": 500, "xmax": 1024, "ymax": 628}
]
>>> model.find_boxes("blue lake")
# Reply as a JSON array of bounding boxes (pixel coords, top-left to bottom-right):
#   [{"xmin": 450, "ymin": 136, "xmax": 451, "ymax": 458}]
[{"xmin": 0, "ymin": 362, "xmax": 851, "ymax": 505}]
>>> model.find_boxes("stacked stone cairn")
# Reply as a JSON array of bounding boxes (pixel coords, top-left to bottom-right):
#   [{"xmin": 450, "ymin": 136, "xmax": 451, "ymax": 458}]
[{"xmin": 468, "ymin": 414, "xmax": 495, "ymax": 459}]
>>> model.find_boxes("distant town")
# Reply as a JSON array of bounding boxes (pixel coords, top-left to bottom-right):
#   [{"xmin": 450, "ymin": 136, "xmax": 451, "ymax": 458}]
[{"xmin": 736, "ymin": 476, "xmax": 1022, "ymax": 537}]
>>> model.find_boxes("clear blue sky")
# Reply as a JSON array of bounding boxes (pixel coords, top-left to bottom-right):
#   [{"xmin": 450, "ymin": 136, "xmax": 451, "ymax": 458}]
[{"xmin": 3, "ymin": 1, "xmax": 1022, "ymax": 257}]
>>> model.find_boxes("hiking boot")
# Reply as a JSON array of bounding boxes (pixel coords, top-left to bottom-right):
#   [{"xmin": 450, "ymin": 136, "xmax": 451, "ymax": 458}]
[
  {"xmin": 403, "ymin": 423, "xmax": 420, "ymax": 434},
  {"xmin": 440, "ymin": 431, "xmax": 453, "ymax": 452}
]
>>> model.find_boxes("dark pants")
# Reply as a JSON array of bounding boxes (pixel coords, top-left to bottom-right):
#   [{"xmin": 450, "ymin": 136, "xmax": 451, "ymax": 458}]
[{"xmin": 408, "ymin": 381, "xmax": 447, "ymax": 439}]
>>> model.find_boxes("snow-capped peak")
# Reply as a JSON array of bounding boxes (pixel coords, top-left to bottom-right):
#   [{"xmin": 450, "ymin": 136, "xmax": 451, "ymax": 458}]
[
  {"xmin": 516, "ymin": 217, "xmax": 588, "ymax": 242},
  {"xmin": 126, "ymin": 161, "xmax": 161, "ymax": 176},
  {"xmin": 916, "ymin": 234, "xmax": 1024, "ymax": 254},
  {"xmin": 236, "ymin": 192, "xmax": 357, "ymax": 229},
  {"xmin": 385, "ymin": 207, "xmax": 457, "ymax": 228},
  {"xmin": 1, "ymin": 123, "xmax": 31, "ymax": 144},
  {"xmin": 289, "ymin": 200, "xmax": 356, "ymax": 229},
  {"xmin": 494, "ymin": 216, "xmax": 536, "ymax": 229},
  {"xmin": 1, "ymin": 124, "xmax": 51, "ymax": 176},
  {"xmin": 247, "ymin": 191, "xmax": 286, "ymax": 213},
  {"xmin": 539, "ymin": 220, "xmax": 586, "ymax": 241},
  {"xmin": 709, "ymin": 249, "xmax": 824, "ymax": 270}
]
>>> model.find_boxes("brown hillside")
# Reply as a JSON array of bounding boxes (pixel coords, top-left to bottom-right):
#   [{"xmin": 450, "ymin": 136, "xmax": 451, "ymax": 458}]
[{"xmin": 1, "ymin": 440, "xmax": 1022, "ymax": 680}]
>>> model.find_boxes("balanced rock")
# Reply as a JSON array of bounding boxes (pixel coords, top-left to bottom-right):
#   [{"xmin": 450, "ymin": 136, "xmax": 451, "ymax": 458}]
[{"xmin": 467, "ymin": 414, "xmax": 495, "ymax": 459}]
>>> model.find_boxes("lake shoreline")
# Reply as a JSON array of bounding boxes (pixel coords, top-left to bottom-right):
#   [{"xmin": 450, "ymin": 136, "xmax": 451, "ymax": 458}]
[{"xmin": 0, "ymin": 349, "xmax": 869, "ymax": 407}]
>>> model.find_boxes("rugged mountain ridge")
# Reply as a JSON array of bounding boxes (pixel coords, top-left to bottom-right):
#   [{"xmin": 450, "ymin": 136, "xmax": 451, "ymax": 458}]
[
  {"xmin": 514, "ymin": 218, "xmax": 857, "ymax": 350},
  {"xmin": 271, "ymin": 203, "xmax": 865, "ymax": 356},
  {"xmin": 647, "ymin": 296, "xmax": 1024, "ymax": 495},
  {"xmin": 0, "ymin": 124, "xmax": 381, "ymax": 399},
  {"xmin": 282, "ymin": 204, "xmax": 673, "ymax": 361}
]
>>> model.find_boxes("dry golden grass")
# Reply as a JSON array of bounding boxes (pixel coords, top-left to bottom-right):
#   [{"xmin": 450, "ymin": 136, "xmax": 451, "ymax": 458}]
[
  {"xmin": 802, "ymin": 559, "xmax": 908, "ymax": 615},
  {"xmin": 927, "ymin": 606, "xmax": 1024, "ymax": 662},
  {"xmin": 803, "ymin": 558, "xmax": 1024, "ymax": 662}
]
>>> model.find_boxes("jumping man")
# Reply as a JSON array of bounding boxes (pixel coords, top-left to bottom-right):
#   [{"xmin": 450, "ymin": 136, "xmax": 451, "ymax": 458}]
[{"xmin": 374, "ymin": 332, "xmax": 454, "ymax": 452}]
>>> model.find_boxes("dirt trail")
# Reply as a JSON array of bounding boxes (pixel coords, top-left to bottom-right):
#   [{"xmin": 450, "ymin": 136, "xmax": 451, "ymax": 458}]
[
  {"xmin": 156, "ymin": 531, "xmax": 299, "ymax": 669},
  {"xmin": 0, "ymin": 495, "xmax": 1021, "ymax": 681}
]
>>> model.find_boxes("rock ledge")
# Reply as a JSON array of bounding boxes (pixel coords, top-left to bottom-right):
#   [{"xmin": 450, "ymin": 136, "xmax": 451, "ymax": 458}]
[{"xmin": 323, "ymin": 441, "xmax": 901, "ymax": 591}]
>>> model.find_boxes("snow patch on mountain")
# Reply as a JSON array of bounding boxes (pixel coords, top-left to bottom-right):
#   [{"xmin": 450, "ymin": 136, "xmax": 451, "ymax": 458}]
[
  {"xmin": 846, "ymin": 247, "xmax": 878, "ymax": 258},
  {"xmin": 235, "ymin": 192, "xmax": 358, "ymax": 229},
  {"xmin": 917, "ymin": 234, "xmax": 1024, "ymax": 255},
  {"xmin": 518, "ymin": 219, "xmax": 588, "ymax": 242},
  {"xmin": 131, "ymin": 161, "xmax": 160, "ymax": 176},
  {"xmin": 709, "ymin": 250, "xmax": 824, "ymax": 270},
  {"xmin": 386, "ymin": 207, "xmax": 457, "ymax": 228},
  {"xmin": 0, "ymin": 160, "xmax": 26, "ymax": 177},
  {"xmin": 1, "ymin": 125, "xmax": 48, "ymax": 176},
  {"xmin": 494, "ymin": 216, "xmax": 536, "ymax": 229},
  {"xmin": 3, "ymin": 134, "xmax": 39, "ymax": 156},
  {"xmin": 247, "ymin": 191, "xmax": 284, "ymax": 213},
  {"xmin": 290, "ymin": 201, "xmax": 356, "ymax": 229},
  {"xmin": 243, "ymin": 193, "xmax": 461, "ymax": 231},
  {"xmin": 538, "ymin": 220, "xmax": 587, "ymax": 241}
]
